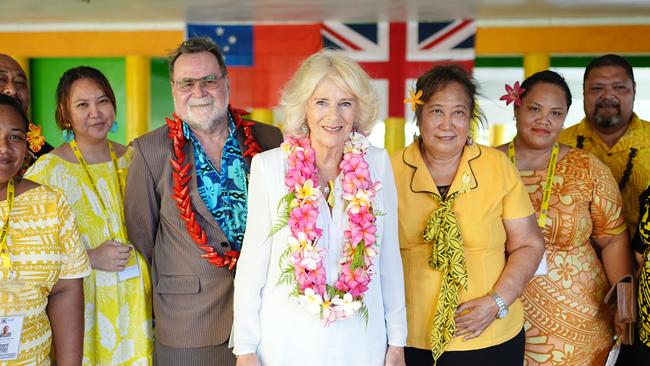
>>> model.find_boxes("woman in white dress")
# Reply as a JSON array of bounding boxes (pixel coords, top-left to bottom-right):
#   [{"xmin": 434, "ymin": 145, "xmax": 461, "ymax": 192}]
[{"xmin": 232, "ymin": 50, "xmax": 407, "ymax": 366}]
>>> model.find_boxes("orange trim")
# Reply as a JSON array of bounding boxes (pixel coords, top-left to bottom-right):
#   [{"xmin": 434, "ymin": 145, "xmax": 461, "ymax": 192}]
[
  {"xmin": 476, "ymin": 25, "xmax": 650, "ymax": 54},
  {"xmin": 1, "ymin": 25, "xmax": 650, "ymax": 57},
  {"xmin": 0, "ymin": 30, "xmax": 183, "ymax": 57}
]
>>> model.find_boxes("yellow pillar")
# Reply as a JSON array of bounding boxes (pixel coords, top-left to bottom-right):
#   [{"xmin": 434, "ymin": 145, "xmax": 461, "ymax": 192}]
[
  {"xmin": 384, "ymin": 117, "xmax": 405, "ymax": 154},
  {"xmin": 250, "ymin": 108, "xmax": 274, "ymax": 125},
  {"xmin": 523, "ymin": 52, "xmax": 550, "ymax": 78},
  {"xmin": 125, "ymin": 55, "xmax": 150, "ymax": 142},
  {"xmin": 490, "ymin": 124, "xmax": 509, "ymax": 147}
]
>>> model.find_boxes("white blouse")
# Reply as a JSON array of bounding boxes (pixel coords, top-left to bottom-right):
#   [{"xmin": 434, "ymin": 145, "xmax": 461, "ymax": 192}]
[{"xmin": 233, "ymin": 146, "xmax": 407, "ymax": 366}]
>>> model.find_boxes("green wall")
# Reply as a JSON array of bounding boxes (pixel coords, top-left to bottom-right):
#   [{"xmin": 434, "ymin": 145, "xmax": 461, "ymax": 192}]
[
  {"xmin": 31, "ymin": 58, "xmax": 126, "ymax": 147},
  {"xmin": 29, "ymin": 57, "xmax": 174, "ymax": 148}
]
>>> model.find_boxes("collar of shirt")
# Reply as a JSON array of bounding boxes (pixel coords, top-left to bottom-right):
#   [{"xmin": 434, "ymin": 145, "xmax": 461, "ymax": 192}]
[
  {"xmin": 181, "ymin": 111, "xmax": 237, "ymax": 142},
  {"xmin": 575, "ymin": 113, "xmax": 650, "ymax": 153}
]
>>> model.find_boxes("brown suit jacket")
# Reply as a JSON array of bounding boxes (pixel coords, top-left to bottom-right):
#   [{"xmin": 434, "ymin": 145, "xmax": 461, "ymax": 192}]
[{"xmin": 125, "ymin": 119, "xmax": 282, "ymax": 348}]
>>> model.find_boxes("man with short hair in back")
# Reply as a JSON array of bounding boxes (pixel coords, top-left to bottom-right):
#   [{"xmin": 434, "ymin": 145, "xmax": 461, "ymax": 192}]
[
  {"xmin": 560, "ymin": 53, "xmax": 650, "ymax": 236},
  {"xmin": 559, "ymin": 53, "xmax": 650, "ymax": 366},
  {"xmin": 0, "ymin": 54, "xmax": 53, "ymax": 167}
]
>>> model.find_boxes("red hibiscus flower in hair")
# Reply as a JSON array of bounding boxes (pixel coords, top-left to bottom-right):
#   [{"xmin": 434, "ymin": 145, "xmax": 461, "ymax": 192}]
[{"xmin": 500, "ymin": 81, "xmax": 526, "ymax": 107}]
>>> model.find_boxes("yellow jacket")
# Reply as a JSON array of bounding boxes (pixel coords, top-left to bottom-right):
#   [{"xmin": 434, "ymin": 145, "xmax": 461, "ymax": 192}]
[
  {"xmin": 559, "ymin": 114, "xmax": 650, "ymax": 235},
  {"xmin": 391, "ymin": 141, "xmax": 534, "ymax": 351}
]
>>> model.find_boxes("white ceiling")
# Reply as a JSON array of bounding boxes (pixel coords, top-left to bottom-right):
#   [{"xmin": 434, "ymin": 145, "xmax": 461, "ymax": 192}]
[{"xmin": 2, "ymin": 0, "xmax": 650, "ymax": 28}]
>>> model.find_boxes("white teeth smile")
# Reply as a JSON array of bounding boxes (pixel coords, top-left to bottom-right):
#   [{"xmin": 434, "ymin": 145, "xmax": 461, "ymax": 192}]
[{"xmin": 322, "ymin": 126, "xmax": 343, "ymax": 132}]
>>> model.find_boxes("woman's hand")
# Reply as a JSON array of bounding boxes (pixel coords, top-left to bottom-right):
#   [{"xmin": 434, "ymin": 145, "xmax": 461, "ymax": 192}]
[
  {"xmin": 384, "ymin": 345, "xmax": 405, "ymax": 366},
  {"xmin": 454, "ymin": 295, "xmax": 499, "ymax": 341},
  {"xmin": 87, "ymin": 240, "xmax": 132, "ymax": 272},
  {"xmin": 236, "ymin": 353, "xmax": 261, "ymax": 366}
]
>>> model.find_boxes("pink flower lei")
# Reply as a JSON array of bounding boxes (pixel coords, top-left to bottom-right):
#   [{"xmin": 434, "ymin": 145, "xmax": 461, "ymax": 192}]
[{"xmin": 275, "ymin": 132, "xmax": 381, "ymax": 326}]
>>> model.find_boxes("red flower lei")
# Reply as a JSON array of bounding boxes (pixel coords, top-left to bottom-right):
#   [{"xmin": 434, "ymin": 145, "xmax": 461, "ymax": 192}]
[{"xmin": 165, "ymin": 105, "xmax": 261, "ymax": 270}]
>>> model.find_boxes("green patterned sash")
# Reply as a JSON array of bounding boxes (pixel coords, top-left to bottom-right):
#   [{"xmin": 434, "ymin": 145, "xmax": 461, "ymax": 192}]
[{"xmin": 423, "ymin": 191, "xmax": 468, "ymax": 362}]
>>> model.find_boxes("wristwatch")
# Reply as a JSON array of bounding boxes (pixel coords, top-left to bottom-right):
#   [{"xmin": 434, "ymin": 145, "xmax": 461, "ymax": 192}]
[{"xmin": 491, "ymin": 291, "xmax": 509, "ymax": 319}]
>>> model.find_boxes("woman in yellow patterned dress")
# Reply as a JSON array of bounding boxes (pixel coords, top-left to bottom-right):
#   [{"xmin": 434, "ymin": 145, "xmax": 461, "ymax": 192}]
[
  {"xmin": 25, "ymin": 67, "xmax": 153, "ymax": 365},
  {"xmin": 0, "ymin": 94, "xmax": 91, "ymax": 365},
  {"xmin": 497, "ymin": 70, "xmax": 633, "ymax": 365}
]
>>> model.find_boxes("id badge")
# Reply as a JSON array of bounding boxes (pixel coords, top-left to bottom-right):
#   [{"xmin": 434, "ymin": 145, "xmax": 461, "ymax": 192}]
[
  {"xmin": 117, "ymin": 245, "xmax": 140, "ymax": 281},
  {"xmin": 0, "ymin": 316, "xmax": 23, "ymax": 360},
  {"xmin": 533, "ymin": 250, "xmax": 548, "ymax": 276}
]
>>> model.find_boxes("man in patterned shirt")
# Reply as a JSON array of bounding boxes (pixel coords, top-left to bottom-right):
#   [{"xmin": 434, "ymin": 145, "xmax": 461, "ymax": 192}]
[
  {"xmin": 559, "ymin": 54, "xmax": 650, "ymax": 237},
  {"xmin": 0, "ymin": 54, "xmax": 54, "ymax": 163},
  {"xmin": 560, "ymin": 53, "xmax": 650, "ymax": 366},
  {"xmin": 125, "ymin": 38, "xmax": 282, "ymax": 366}
]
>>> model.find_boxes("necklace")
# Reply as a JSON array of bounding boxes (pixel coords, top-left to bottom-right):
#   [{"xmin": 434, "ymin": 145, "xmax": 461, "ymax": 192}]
[
  {"xmin": 576, "ymin": 135, "xmax": 637, "ymax": 191},
  {"xmin": 166, "ymin": 106, "xmax": 261, "ymax": 270},
  {"xmin": 508, "ymin": 139, "xmax": 559, "ymax": 228},
  {"xmin": 276, "ymin": 132, "xmax": 381, "ymax": 326},
  {"xmin": 320, "ymin": 180, "xmax": 334, "ymax": 207}
]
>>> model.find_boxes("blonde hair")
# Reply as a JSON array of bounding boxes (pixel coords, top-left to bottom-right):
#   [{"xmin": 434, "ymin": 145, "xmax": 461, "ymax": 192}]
[{"xmin": 280, "ymin": 50, "xmax": 378, "ymax": 136}]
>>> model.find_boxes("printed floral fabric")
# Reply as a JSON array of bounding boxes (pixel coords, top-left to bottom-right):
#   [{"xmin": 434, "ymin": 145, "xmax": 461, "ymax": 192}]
[
  {"xmin": 520, "ymin": 148, "xmax": 626, "ymax": 366},
  {"xmin": 25, "ymin": 149, "xmax": 153, "ymax": 366},
  {"xmin": 184, "ymin": 112, "xmax": 249, "ymax": 251}
]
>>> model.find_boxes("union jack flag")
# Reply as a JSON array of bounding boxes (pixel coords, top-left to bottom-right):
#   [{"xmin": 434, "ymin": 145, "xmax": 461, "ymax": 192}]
[{"xmin": 321, "ymin": 21, "xmax": 476, "ymax": 118}]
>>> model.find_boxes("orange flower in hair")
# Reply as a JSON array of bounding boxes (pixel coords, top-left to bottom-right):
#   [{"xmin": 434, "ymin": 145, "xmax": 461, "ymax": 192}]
[
  {"xmin": 404, "ymin": 88, "xmax": 425, "ymax": 112},
  {"xmin": 26, "ymin": 123, "xmax": 46, "ymax": 152}
]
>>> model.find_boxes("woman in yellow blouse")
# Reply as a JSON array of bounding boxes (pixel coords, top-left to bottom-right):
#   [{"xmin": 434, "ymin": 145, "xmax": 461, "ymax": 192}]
[
  {"xmin": 0, "ymin": 94, "xmax": 91, "ymax": 365},
  {"xmin": 25, "ymin": 67, "xmax": 153, "ymax": 365},
  {"xmin": 391, "ymin": 64, "xmax": 544, "ymax": 365}
]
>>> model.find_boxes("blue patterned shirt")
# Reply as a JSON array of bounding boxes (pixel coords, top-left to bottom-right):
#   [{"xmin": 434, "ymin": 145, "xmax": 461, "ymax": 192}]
[{"xmin": 183, "ymin": 113, "xmax": 249, "ymax": 251}]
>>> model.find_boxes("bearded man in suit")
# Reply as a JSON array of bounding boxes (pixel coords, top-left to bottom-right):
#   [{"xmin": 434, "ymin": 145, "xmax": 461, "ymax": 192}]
[{"xmin": 125, "ymin": 37, "xmax": 282, "ymax": 366}]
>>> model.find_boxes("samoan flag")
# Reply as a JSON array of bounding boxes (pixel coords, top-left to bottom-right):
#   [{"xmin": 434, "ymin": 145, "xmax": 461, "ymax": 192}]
[
  {"xmin": 185, "ymin": 23, "xmax": 322, "ymax": 109},
  {"xmin": 186, "ymin": 24, "xmax": 254, "ymax": 66}
]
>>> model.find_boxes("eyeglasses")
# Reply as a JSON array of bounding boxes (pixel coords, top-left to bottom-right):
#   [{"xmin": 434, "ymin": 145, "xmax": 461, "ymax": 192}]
[{"xmin": 174, "ymin": 74, "xmax": 225, "ymax": 92}]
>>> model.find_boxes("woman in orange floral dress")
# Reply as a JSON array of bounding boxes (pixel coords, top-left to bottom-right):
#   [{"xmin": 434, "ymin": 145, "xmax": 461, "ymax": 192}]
[{"xmin": 497, "ymin": 70, "xmax": 633, "ymax": 365}]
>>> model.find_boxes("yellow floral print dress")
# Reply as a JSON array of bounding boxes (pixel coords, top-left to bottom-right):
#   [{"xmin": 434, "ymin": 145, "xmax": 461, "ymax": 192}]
[{"xmin": 25, "ymin": 147, "xmax": 153, "ymax": 366}]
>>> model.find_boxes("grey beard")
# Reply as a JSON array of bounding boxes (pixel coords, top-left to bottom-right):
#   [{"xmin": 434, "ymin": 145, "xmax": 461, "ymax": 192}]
[
  {"xmin": 186, "ymin": 108, "xmax": 228, "ymax": 133},
  {"xmin": 593, "ymin": 113, "xmax": 623, "ymax": 128}
]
